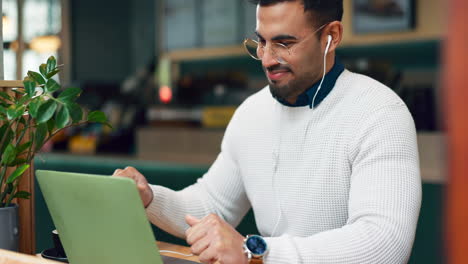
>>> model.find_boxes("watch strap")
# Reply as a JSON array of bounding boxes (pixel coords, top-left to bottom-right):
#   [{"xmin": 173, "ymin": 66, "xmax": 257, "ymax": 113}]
[{"xmin": 249, "ymin": 258, "xmax": 264, "ymax": 264}]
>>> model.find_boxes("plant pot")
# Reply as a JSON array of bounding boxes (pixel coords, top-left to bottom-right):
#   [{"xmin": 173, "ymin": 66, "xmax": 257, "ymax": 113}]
[{"xmin": 0, "ymin": 204, "xmax": 19, "ymax": 251}]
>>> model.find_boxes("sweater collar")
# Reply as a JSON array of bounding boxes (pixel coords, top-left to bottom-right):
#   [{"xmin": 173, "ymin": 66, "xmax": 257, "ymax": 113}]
[{"xmin": 275, "ymin": 57, "xmax": 344, "ymax": 108}]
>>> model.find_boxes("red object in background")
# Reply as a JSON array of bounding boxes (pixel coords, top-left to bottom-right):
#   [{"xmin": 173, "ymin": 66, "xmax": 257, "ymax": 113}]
[
  {"xmin": 159, "ymin": 85, "xmax": 172, "ymax": 104},
  {"xmin": 445, "ymin": 0, "xmax": 468, "ymax": 263}
]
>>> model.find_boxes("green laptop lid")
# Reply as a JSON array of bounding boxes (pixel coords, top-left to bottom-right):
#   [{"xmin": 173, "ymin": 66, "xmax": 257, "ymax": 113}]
[{"xmin": 36, "ymin": 170, "xmax": 162, "ymax": 264}]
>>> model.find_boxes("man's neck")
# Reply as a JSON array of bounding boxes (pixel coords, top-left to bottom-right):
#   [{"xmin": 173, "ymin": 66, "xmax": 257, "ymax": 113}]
[{"xmin": 285, "ymin": 54, "xmax": 336, "ymax": 104}]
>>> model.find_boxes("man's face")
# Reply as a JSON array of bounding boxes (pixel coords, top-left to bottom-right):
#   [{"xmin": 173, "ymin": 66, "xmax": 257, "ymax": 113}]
[{"xmin": 256, "ymin": 1, "xmax": 324, "ymax": 103}]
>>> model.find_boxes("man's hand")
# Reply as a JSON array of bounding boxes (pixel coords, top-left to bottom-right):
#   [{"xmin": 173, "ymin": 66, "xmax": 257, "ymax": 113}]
[
  {"xmin": 113, "ymin": 166, "xmax": 154, "ymax": 208},
  {"xmin": 185, "ymin": 214, "xmax": 248, "ymax": 264}
]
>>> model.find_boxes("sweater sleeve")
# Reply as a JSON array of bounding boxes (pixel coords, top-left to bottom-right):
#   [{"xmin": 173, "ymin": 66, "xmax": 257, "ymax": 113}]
[
  {"xmin": 263, "ymin": 104, "xmax": 422, "ymax": 263},
  {"xmin": 145, "ymin": 109, "xmax": 250, "ymax": 239}
]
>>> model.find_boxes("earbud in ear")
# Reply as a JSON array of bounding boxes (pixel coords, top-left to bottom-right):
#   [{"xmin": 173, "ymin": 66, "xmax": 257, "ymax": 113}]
[{"xmin": 325, "ymin": 35, "xmax": 332, "ymax": 55}]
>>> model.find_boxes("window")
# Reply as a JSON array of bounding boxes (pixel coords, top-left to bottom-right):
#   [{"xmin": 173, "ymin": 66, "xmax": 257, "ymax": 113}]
[{"xmin": 2, "ymin": 0, "xmax": 61, "ymax": 80}]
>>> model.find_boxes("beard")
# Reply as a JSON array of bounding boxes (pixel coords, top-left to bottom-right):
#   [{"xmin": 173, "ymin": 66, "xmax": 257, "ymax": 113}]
[
  {"xmin": 269, "ymin": 80, "xmax": 297, "ymax": 102},
  {"xmin": 265, "ymin": 65, "xmax": 311, "ymax": 103}
]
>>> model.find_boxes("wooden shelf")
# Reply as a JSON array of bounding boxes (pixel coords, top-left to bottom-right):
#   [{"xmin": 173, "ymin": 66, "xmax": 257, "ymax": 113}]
[
  {"xmin": 163, "ymin": 40, "xmax": 440, "ymax": 69},
  {"xmin": 0, "ymin": 80, "xmax": 24, "ymax": 88},
  {"xmin": 165, "ymin": 44, "xmax": 247, "ymax": 62},
  {"xmin": 162, "ymin": 0, "xmax": 445, "ymax": 63}
]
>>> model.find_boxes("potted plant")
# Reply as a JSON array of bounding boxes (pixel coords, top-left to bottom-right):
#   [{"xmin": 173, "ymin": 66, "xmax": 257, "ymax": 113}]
[{"xmin": 0, "ymin": 56, "xmax": 109, "ymax": 251}]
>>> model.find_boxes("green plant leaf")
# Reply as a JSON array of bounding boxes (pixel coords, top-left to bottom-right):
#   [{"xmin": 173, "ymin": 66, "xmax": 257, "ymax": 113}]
[
  {"xmin": 37, "ymin": 100, "xmax": 57, "ymax": 123},
  {"xmin": 58, "ymin": 87, "xmax": 82, "ymax": 103},
  {"xmin": 6, "ymin": 164, "xmax": 30, "ymax": 184},
  {"xmin": 28, "ymin": 98, "xmax": 41, "ymax": 119},
  {"xmin": 7, "ymin": 105, "xmax": 26, "ymax": 120},
  {"xmin": 6, "ymin": 106, "xmax": 16, "ymax": 120},
  {"xmin": 87, "ymin": 111, "xmax": 108, "ymax": 123},
  {"xmin": 66, "ymin": 102, "xmax": 83, "ymax": 123},
  {"xmin": 0, "ymin": 120, "xmax": 6, "ymax": 131},
  {"xmin": 0, "ymin": 183, "xmax": 13, "ymax": 203},
  {"xmin": 46, "ymin": 69, "xmax": 60, "ymax": 79},
  {"xmin": 11, "ymin": 158, "xmax": 27, "ymax": 166},
  {"xmin": 0, "ymin": 91, "xmax": 12, "ymax": 102},
  {"xmin": 1, "ymin": 144, "xmax": 17, "ymax": 166},
  {"xmin": 28, "ymin": 71, "xmax": 46, "ymax": 85},
  {"xmin": 12, "ymin": 89, "xmax": 25, "ymax": 95},
  {"xmin": 55, "ymin": 106, "xmax": 70, "ymax": 129},
  {"xmin": 1, "ymin": 183, "xmax": 13, "ymax": 196},
  {"xmin": 17, "ymin": 96, "xmax": 29, "ymax": 105},
  {"xmin": 35, "ymin": 123, "xmax": 48, "ymax": 151},
  {"xmin": 24, "ymin": 80, "xmax": 36, "ymax": 97},
  {"xmin": 0, "ymin": 123, "xmax": 8, "ymax": 143},
  {"xmin": 18, "ymin": 116, "xmax": 27, "ymax": 127},
  {"xmin": 13, "ymin": 191, "xmax": 31, "ymax": 199},
  {"xmin": 47, "ymin": 56, "xmax": 57, "ymax": 73},
  {"xmin": 39, "ymin": 63, "xmax": 48, "ymax": 77},
  {"xmin": 0, "ymin": 125, "xmax": 14, "ymax": 153},
  {"xmin": 45, "ymin": 79, "xmax": 60, "ymax": 93},
  {"xmin": 16, "ymin": 142, "xmax": 32, "ymax": 154},
  {"xmin": 47, "ymin": 119, "xmax": 55, "ymax": 134}
]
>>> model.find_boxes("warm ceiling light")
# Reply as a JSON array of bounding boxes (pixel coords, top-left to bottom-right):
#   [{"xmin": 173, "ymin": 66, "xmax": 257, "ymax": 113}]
[{"xmin": 30, "ymin": 35, "xmax": 61, "ymax": 53}]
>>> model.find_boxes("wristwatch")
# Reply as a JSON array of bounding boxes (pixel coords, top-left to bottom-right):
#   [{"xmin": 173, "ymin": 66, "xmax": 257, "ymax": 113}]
[{"xmin": 243, "ymin": 234, "xmax": 268, "ymax": 264}]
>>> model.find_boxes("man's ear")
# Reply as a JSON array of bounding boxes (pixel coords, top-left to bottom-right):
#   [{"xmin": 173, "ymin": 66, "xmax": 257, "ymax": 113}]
[{"xmin": 322, "ymin": 21, "xmax": 343, "ymax": 54}]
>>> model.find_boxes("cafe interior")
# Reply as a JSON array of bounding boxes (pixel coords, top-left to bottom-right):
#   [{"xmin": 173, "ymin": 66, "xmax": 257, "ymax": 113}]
[{"xmin": 0, "ymin": 0, "xmax": 467, "ymax": 263}]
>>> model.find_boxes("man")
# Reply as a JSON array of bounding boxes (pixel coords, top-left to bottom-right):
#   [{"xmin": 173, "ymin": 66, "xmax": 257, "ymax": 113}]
[{"xmin": 114, "ymin": 0, "xmax": 421, "ymax": 263}]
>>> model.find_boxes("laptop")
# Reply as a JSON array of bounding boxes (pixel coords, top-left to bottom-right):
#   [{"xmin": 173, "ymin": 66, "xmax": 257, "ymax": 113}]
[{"xmin": 36, "ymin": 170, "xmax": 198, "ymax": 264}]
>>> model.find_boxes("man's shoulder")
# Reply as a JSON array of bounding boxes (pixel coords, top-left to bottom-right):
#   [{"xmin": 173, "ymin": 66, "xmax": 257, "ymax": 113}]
[
  {"xmin": 235, "ymin": 86, "xmax": 272, "ymax": 113},
  {"xmin": 221, "ymin": 87, "xmax": 273, "ymax": 132},
  {"xmin": 338, "ymin": 70, "xmax": 406, "ymax": 111}
]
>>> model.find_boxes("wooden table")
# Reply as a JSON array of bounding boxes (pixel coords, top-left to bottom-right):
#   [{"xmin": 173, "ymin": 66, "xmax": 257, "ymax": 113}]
[
  {"xmin": 0, "ymin": 242, "xmax": 200, "ymax": 264},
  {"xmin": 157, "ymin": 241, "xmax": 200, "ymax": 262},
  {"xmin": 0, "ymin": 249, "xmax": 62, "ymax": 264}
]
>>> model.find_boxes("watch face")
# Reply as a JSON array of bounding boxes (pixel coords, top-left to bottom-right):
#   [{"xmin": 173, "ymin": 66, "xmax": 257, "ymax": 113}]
[{"xmin": 246, "ymin": 235, "xmax": 267, "ymax": 255}]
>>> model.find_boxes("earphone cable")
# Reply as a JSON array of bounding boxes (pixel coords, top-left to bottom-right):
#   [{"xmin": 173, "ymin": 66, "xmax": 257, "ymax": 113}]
[{"xmin": 311, "ymin": 36, "xmax": 331, "ymax": 109}]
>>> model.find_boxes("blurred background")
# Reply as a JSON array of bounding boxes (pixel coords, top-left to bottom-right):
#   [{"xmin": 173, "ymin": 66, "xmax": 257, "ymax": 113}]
[{"xmin": 0, "ymin": 0, "xmax": 450, "ymax": 263}]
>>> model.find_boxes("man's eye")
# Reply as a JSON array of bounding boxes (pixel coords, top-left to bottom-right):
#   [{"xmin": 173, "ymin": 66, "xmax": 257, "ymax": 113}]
[{"xmin": 278, "ymin": 42, "xmax": 293, "ymax": 47}]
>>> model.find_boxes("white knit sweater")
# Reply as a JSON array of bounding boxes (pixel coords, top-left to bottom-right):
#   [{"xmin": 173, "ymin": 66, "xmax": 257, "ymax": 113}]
[{"xmin": 146, "ymin": 70, "xmax": 422, "ymax": 263}]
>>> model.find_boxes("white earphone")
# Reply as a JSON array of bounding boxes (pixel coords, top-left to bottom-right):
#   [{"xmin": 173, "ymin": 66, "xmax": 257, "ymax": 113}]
[{"xmin": 326, "ymin": 35, "xmax": 332, "ymax": 55}]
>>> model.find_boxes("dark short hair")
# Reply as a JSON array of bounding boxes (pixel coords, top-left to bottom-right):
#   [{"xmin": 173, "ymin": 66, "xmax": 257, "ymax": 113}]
[{"xmin": 249, "ymin": 0, "xmax": 343, "ymax": 27}]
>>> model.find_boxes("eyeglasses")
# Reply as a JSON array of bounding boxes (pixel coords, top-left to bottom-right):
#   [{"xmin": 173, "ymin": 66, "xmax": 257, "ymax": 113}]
[{"xmin": 243, "ymin": 23, "xmax": 329, "ymax": 64}]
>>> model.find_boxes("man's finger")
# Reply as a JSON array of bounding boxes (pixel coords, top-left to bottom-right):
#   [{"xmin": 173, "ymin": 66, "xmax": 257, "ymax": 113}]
[
  {"xmin": 185, "ymin": 214, "xmax": 201, "ymax": 226},
  {"xmin": 198, "ymin": 245, "xmax": 218, "ymax": 264},
  {"xmin": 186, "ymin": 227, "xmax": 207, "ymax": 246},
  {"xmin": 185, "ymin": 219, "xmax": 208, "ymax": 245},
  {"xmin": 190, "ymin": 234, "xmax": 211, "ymax": 255},
  {"xmin": 135, "ymin": 177, "xmax": 148, "ymax": 186}
]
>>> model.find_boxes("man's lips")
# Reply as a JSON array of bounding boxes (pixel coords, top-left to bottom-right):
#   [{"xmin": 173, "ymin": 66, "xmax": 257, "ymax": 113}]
[{"xmin": 267, "ymin": 70, "xmax": 291, "ymax": 81}]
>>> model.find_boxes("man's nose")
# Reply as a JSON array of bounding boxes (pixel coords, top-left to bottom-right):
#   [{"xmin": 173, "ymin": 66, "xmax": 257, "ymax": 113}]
[{"xmin": 261, "ymin": 47, "xmax": 279, "ymax": 69}]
